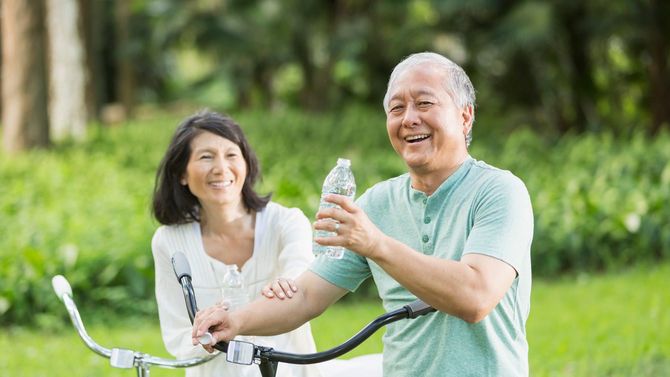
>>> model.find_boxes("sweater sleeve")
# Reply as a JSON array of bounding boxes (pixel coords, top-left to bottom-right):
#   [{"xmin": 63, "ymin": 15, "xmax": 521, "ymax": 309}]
[
  {"xmin": 152, "ymin": 226, "xmax": 214, "ymax": 359},
  {"xmin": 275, "ymin": 206, "xmax": 315, "ymax": 280}
]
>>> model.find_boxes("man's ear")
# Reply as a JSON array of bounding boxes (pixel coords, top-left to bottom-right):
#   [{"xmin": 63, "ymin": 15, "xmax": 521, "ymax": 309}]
[{"xmin": 462, "ymin": 105, "xmax": 474, "ymax": 136}]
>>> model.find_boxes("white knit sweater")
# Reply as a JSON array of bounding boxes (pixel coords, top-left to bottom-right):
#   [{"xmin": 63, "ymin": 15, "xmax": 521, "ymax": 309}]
[{"xmin": 152, "ymin": 202, "xmax": 322, "ymax": 377}]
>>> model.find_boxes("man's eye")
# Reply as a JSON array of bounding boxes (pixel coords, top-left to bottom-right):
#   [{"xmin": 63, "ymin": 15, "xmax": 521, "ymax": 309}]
[
  {"xmin": 418, "ymin": 101, "xmax": 433, "ymax": 107},
  {"xmin": 390, "ymin": 105, "xmax": 404, "ymax": 112}
]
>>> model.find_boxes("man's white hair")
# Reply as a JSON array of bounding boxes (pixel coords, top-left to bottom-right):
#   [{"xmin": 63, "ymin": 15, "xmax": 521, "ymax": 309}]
[{"xmin": 382, "ymin": 52, "xmax": 476, "ymax": 146}]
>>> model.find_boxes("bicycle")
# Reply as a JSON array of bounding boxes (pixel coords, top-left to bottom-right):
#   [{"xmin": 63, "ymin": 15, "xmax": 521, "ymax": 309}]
[
  {"xmin": 52, "ymin": 274, "xmax": 219, "ymax": 376},
  {"xmin": 171, "ymin": 252, "xmax": 435, "ymax": 377},
  {"xmin": 52, "ymin": 251, "xmax": 435, "ymax": 377}
]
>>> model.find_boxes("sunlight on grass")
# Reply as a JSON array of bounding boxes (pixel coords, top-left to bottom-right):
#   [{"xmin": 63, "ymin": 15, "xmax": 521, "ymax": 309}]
[{"xmin": 528, "ymin": 262, "xmax": 670, "ymax": 376}]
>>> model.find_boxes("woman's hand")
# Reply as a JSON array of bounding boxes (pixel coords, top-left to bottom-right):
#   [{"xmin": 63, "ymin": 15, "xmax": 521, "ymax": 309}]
[{"xmin": 262, "ymin": 277, "xmax": 298, "ymax": 299}]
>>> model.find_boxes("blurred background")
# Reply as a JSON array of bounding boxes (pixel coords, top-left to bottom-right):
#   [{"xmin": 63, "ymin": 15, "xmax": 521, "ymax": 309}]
[{"xmin": 0, "ymin": 0, "xmax": 668, "ymax": 376}]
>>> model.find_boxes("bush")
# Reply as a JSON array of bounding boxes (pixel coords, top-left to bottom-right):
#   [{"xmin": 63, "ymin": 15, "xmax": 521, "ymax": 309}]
[
  {"xmin": 1, "ymin": 107, "xmax": 669, "ymax": 325},
  {"xmin": 473, "ymin": 128, "xmax": 670, "ymax": 274}
]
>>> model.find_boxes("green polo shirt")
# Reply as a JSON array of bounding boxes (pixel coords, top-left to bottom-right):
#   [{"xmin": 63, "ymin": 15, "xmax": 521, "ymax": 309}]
[{"xmin": 311, "ymin": 157, "xmax": 533, "ymax": 376}]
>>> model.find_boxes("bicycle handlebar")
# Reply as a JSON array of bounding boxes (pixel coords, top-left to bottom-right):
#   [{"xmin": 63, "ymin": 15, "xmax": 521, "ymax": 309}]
[
  {"xmin": 171, "ymin": 251, "xmax": 436, "ymax": 376},
  {"xmin": 51, "ymin": 275, "xmax": 219, "ymax": 375}
]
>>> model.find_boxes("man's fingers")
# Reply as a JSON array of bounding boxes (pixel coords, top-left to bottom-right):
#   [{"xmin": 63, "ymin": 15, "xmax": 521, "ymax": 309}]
[
  {"xmin": 191, "ymin": 304, "xmax": 221, "ymax": 337},
  {"xmin": 315, "ymin": 207, "xmax": 343, "ymax": 221},
  {"xmin": 324, "ymin": 194, "xmax": 356, "ymax": 212},
  {"xmin": 314, "ymin": 235, "xmax": 346, "ymax": 246},
  {"xmin": 313, "ymin": 218, "xmax": 340, "ymax": 231}
]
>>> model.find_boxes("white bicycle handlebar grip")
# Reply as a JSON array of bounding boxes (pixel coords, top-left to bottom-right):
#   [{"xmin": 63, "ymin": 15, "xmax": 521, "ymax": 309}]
[
  {"xmin": 198, "ymin": 332, "xmax": 215, "ymax": 345},
  {"xmin": 171, "ymin": 252, "xmax": 192, "ymax": 280},
  {"xmin": 52, "ymin": 275, "xmax": 73, "ymax": 302}
]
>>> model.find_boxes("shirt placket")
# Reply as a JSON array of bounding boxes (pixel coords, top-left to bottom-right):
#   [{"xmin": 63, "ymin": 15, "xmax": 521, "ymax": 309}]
[{"xmin": 420, "ymin": 197, "xmax": 434, "ymax": 254}]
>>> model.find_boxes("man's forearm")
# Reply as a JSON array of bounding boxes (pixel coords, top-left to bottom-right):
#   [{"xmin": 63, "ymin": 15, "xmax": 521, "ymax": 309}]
[
  {"xmin": 371, "ymin": 235, "xmax": 516, "ymax": 323},
  {"xmin": 235, "ymin": 271, "xmax": 346, "ymax": 336},
  {"xmin": 234, "ymin": 290, "xmax": 315, "ymax": 336}
]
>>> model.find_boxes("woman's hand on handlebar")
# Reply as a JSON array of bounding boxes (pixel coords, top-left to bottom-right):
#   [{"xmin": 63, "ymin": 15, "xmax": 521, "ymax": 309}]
[
  {"xmin": 192, "ymin": 302, "xmax": 240, "ymax": 353},
  {"xmin": 262, "ymin": 277, "xmax": 298, "ymax": 300}
]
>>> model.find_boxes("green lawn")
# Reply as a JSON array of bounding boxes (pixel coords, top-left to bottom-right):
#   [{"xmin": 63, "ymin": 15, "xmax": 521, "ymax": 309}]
[{"xmin": 1, "ymin": 262, "xmax": 668, "ymax": 376}]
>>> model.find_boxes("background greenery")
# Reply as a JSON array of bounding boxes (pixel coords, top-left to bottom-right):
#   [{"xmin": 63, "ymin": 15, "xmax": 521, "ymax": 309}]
[
  {"xmin": 2, "ymin": 1, "xmax": 669, "ymax": 376},
  {"xmin": 2, "ymin": 107, "xmax": 669, "ymax": 328},
  {"xmin": 2, "ymin": 261, "xmax": 667, "ymax": 376}
]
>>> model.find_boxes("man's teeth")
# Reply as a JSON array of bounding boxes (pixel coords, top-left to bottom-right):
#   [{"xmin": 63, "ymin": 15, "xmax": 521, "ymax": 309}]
[{"xmin": 405, "ymin": 134, "xmax": 430, "ymax": 142}]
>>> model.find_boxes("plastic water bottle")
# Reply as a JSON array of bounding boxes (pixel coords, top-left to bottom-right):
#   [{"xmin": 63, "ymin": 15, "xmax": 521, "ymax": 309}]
[
  {"xmin": 222, "ymin": 265, "xmax": 248, "ymax": 311},
  {"xmin": 313, "ymin": 158, "xmax": 356, "ymax": 259}
]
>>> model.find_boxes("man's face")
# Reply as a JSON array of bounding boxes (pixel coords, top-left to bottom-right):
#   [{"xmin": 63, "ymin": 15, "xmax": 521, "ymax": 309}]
[{"xmin": 385, "ymin": 64, "xmax": 473, "ymax": 174}]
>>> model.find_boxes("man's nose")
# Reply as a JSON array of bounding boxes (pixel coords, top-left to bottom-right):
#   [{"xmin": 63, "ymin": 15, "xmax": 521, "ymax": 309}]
[{"xmin": 401, "ymin": 105, "xmax": 420, "ymax": 127}]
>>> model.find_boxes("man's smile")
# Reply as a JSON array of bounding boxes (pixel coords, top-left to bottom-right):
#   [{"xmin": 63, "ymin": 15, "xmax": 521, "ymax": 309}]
[{"xmin": 404, "ymin": 134, "xmax": 431, "ymax": 143}]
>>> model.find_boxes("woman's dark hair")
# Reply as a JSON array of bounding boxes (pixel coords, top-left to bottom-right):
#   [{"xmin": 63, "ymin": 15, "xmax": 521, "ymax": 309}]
[{"xmin": 152, "ymin": 110, "xmax": 271, "ymax": 225}]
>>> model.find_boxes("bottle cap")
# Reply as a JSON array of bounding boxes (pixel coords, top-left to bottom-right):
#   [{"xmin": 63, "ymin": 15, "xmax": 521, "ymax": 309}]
[{"xmin": 336, "ymin": 158, "xmax": 351, "ymax": 167}]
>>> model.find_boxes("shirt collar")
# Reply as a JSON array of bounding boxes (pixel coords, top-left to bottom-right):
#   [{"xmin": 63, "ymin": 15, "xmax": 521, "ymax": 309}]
[{"xmin": 408, "ymin": 156, "xmax": 474, "ymax": 204}]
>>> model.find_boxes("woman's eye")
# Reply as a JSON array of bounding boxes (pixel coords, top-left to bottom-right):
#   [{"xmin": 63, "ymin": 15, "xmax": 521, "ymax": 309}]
[{"xmin": 200, "ymin": 154, "xmax": 212, "ymax": 160}]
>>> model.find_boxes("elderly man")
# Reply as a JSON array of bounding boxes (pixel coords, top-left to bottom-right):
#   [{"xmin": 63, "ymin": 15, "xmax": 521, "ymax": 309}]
[{"xmin": 193, "ymin": 51, "xmax": 534, "ymax": 376}]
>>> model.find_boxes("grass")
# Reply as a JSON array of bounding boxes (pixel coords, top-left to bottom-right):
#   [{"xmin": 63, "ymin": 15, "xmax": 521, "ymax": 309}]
[
  {"xmin": 528, "ymin": 262, "xmax": 670, "ymax": 376},
  {"xmin": 1, "ymin": 262, "xmax": 668, "ymax": 376}
]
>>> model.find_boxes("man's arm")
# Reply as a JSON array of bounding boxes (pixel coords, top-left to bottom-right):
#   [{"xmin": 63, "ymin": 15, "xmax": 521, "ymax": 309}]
[
  {"xmin": 366, "ymin": 237, "xmax": 515, "ymax": 323},
  {"xmin": 314, "ymin": 194, "xmax": 516, "ymax": 324},
  {"xmin": 192, "ymin": 271, "xmax": 347, "ymax": 350}
]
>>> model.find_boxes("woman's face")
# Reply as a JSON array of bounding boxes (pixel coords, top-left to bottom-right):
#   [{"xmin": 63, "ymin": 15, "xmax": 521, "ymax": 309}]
[{"xmin": 181, "ymin": 131, "xmax": 247, "ymax": 209}]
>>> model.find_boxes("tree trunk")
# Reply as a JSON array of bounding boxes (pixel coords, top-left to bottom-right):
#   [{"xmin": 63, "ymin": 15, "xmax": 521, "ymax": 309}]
[
  {"xmin": 79, "ymin": 0, "xmax": 105, "ymax": 121},
  {"xmin": 647, "ymin": 0, "xmax": 670, "ymax": 134},
  {"xmin": 2, "ymin": 0, "xmax": 50, "ymax": 153},
  {"xmin": 559, "ymin": 3, "xmax": 598, "ymax": 133},
  {"xmin": 115, "ymin": 0, "xmax": 134, "ymax": 119},
  {"xmin": 46, "ymin": 0, "xmax": 87, "ymax": 141}
]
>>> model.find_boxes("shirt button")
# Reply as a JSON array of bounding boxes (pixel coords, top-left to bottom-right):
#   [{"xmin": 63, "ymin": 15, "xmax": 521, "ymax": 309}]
[
  {"xmin": 422, "ymin": 198, "xmax": 427, "ymax": 205},
  {"xmin": 424, "ymin": 216, "xmax": 431, "ymax": 224},
  {"xmin": 422, "ymin": 235, "xmax": 429, "ymax": 243}
]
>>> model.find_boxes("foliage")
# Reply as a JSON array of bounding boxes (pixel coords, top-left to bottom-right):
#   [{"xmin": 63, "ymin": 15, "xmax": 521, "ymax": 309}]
[
  {"xmin": 473, "ymin": 128, "xmax": 670, "ymax": 274},
  {"xmin": 1, "ymin": 262, "xmax": 668, "ymax": 376},
  {"xmin": 1, "ymin": 108, "xmax": 669, "ymax": 326},
  {"xmin": 119, "ymin": 0, "xmax": 670, "ymax": 135}
]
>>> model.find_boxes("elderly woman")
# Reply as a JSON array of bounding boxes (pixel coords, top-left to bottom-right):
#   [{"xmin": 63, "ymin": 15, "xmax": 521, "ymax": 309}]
[{"xmin": 151, "ymin": 110, "xmax": 321, "ymax": 377}]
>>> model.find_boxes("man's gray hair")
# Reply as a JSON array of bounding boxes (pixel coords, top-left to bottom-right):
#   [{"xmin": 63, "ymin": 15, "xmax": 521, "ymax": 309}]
[{"xmin": 383, "ymin": 52, "xmax": 476, "ymax": 146}]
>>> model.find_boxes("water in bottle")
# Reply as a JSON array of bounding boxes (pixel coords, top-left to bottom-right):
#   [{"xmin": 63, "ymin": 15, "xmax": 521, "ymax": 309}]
[
  {"xmin": 313, "ymin": 158, "xmax": 356, "ymax": 259},
  {"xmin": 222, "ymin": 264, "xmax": 248, "ymax": 311}
]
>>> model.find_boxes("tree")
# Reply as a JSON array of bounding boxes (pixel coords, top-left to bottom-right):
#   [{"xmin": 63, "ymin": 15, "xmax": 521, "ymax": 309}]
[
  {"xmin": 46, "ymin": 0, "xmax": 88, "ymax": 141},
  {"xmin": 1, "ymin": 0, "xmax": 50, "ymax": 153},
  {"xmin": 115, "ymin": 0, "xmax": 135, "ymax": 119},
  {"xmin": 641, "ymin": 0, "xmax": 670, "ymax": 134}
]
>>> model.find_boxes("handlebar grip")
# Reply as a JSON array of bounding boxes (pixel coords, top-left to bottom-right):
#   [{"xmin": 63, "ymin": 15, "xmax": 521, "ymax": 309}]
[
  {"xmin": 404, "ymin": 299, "xmax": 436, "ymax": 318},
  {"xmin": 171, "ymin": 252, "xmax": 192, "ymax": 280},
  {"xmin": 52, "ymin": 275, "xmax": 73, "ymax": 302}
]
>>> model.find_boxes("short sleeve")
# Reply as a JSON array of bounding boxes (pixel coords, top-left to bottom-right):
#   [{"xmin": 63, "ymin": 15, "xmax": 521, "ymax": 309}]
[{"xmin": 463, "ymin": 173, "xmax": 533, "ymax": 273}]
